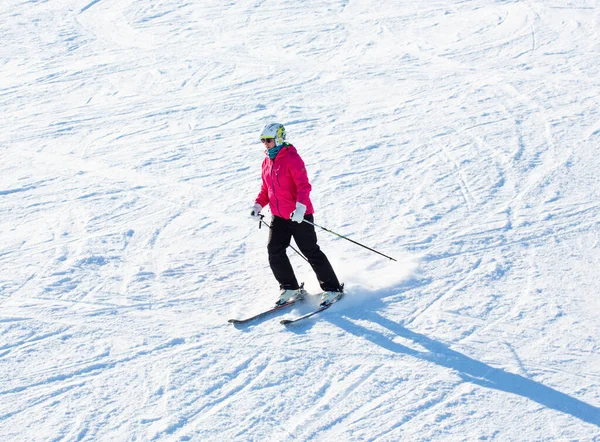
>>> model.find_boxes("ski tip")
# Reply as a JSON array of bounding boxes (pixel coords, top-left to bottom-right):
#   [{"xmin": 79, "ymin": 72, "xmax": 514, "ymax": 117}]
[
  {"xmin": 228, "ymin": 319, "xmax": 242, "ymax": 324},
  {"xmin": 280, "ymin": 319, "xmax": 292, "ymax": 325}
]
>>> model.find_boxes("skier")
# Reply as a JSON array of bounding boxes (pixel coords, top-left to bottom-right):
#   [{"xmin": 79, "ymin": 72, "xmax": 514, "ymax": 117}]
[{"xmin": 251, "ymin": 122, "xmax": 344, "ymax": 306}]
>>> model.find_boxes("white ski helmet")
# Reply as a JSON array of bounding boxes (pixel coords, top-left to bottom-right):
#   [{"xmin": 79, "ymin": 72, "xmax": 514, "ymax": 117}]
[{"xmin": 260, "ymin": 122, "xmax": 286, "ymax": 147}]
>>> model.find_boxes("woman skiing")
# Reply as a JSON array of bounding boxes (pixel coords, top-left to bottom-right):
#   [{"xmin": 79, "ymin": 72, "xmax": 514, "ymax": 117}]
[{"xmin": 251, "ymin": 122, "xmax": 343, "ymax": 306}]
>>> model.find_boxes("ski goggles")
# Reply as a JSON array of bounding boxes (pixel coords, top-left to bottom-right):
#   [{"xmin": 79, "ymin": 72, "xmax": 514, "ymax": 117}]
[{"xmin": 260, "ymin": 138, "xmax": 274, "ymax": 144}]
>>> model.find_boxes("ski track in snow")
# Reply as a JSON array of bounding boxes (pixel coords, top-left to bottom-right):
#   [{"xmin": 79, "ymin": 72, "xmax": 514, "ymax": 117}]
[{"xmin": 1, "ymin": 0, "xmax": 600, "ymax": 440}]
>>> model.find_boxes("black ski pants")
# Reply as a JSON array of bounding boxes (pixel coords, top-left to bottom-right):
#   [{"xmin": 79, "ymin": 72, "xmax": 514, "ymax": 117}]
[{"xmin": 268, "ymin": 214, "xmax": 341, "ymax": 292}]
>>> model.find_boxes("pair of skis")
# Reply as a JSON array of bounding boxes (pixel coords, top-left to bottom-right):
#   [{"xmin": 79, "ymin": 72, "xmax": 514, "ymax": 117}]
[{"xmin": 228, "ymin": 293, "xmax": 343, "ymax": 326}]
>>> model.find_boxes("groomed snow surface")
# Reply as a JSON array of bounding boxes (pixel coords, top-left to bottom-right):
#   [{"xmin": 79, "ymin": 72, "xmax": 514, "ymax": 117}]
[{"xmin": 1, "ymin": 0, "xmax": 599, "ymax": 440}]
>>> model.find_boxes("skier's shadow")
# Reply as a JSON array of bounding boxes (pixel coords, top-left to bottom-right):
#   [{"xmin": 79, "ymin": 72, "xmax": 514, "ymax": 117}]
[{"xmin": 325, "ymin": 294, "xmax": 600, "ymax": 427}]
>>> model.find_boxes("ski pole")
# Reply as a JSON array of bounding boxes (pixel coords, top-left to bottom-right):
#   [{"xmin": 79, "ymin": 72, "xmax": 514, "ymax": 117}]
[
  {"xmin": 303, "ymin": 219, "xmax": 397, "ymax": 262},
  {"xmin": 258, "ymin": 215, "xmax": 309, "ymax": 263}
]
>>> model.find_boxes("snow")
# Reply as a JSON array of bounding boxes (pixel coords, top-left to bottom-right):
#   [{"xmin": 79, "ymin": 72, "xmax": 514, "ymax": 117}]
[{"xmin": 1, "ymin": 0, "xmax": 599, "ymax": 440}]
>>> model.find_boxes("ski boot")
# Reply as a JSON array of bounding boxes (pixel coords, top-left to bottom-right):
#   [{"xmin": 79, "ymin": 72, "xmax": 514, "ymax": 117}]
[
  {"xmin": 320, "ymin": 284, "xmax": 344, "ymax": 306},
  {"xmin": 276, "ymin": 283, "xmax": 307, "ymax": 305}
]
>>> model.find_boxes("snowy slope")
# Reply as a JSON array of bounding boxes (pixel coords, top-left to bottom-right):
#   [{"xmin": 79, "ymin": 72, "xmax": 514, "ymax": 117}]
[{"xmin": 1, "ymin": 0, "xmax": 599, "ymax": 440}]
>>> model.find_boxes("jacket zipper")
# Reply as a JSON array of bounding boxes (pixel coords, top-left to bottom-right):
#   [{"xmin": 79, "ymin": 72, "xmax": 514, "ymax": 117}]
[{"xmin": 270, "ymin": 158, "xmax": 281, "ymax": 217}]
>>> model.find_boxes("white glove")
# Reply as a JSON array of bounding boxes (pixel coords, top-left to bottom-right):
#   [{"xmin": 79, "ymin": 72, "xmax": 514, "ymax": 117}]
[
  {"xmin": 250, "ymin": 203, "xmax": 263, "ymax": 221},
  {"xmin": 290, "ymin": 202, "xmax": 307, "ymax": 223}
]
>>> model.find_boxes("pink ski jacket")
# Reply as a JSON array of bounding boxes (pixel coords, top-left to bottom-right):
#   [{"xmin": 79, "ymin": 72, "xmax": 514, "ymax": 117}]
[{"xmin": 255, "ymin": 144, "xmax": 314, "ymax": 220}]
